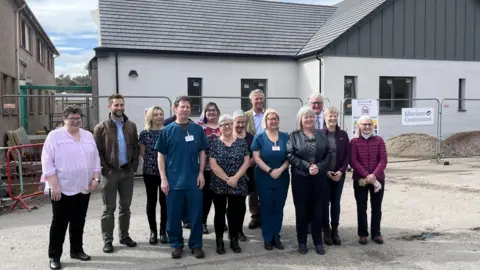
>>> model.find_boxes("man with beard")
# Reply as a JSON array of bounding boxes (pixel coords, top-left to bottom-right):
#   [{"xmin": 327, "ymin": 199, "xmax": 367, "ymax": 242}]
[{"xmin": 94, "ymin": 94, "xmax": 140, "ymax": 253}]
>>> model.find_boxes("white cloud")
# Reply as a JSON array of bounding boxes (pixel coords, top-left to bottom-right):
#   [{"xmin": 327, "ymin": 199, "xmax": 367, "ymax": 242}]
[
  {"xmin": 55, "ymin": 50, "xmax": 94, "ymax": 77},
  {"xmin": 28, "ymin": 0, "xmax": 98, "ymax": 35},
  {"xmin": 57, "ymin": 47, "xmax": 85, "ymax": 52}
]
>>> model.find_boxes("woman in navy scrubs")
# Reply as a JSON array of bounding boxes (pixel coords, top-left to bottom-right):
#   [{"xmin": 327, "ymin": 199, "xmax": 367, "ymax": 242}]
[{"xmin": 251, "ymin": 108, "xmax": 290, "ymax": 251}]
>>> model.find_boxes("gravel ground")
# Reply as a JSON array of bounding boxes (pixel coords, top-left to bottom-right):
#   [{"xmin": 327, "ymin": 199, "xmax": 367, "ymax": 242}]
[{"xmin": 1, "ymin": 158, "xmax": 480, "ymax": 270}]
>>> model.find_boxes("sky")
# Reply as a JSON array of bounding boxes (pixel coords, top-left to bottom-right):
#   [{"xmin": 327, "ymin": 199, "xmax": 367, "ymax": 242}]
[{"xmin": 28, "ymin": 0, "xmax": 342, "ymax": 77}]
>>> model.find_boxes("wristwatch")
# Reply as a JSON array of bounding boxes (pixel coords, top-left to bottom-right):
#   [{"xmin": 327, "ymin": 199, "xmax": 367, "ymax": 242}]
[
  {"xmin": 92, "ymin": 178, "xmax": 101, "ymax": 183},
  {"xmin": 268, "ymin": 168, "xmax": 273, "ymax": 174}
]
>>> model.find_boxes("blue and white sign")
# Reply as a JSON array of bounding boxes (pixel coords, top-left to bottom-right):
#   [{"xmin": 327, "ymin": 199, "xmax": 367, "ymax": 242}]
[{"xmin": 401, "ymin": 108, "xmax": 435, "ymax": 126}]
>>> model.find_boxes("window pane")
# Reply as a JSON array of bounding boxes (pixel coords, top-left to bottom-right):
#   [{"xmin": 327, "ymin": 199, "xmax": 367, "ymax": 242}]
[
  {"xmin": 379, "ymin": 77, "xmax": 392, "ymax": 111},
  {"xmin": 393, "ymin": 78, "xmax": 410, "ymax": 111},
  {"xmin": 344, "ymin": 76, "xmax": 356, "ymax": 113},
  {"xmin": 187, "ymin": 78, "xmax": 202, "ymax": 115}
]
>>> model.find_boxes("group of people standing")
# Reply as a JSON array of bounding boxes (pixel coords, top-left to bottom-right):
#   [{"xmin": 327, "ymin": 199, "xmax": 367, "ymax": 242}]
[{"xmin": 40, "ymin": 90, "xmax": 388, "ymax": 269}]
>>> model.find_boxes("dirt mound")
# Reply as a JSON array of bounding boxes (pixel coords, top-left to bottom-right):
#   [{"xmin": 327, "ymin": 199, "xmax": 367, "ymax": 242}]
[
  {"xmin": 386, "ymin": 133, "xmax": 449, "ymax": 158},
  {"xmin": 386, "ymin": 131, "xmax": 480, "ymax": 158},
  {"xmin": 444, "ymin": 131, "xmax": 480, "ymax": 157}
]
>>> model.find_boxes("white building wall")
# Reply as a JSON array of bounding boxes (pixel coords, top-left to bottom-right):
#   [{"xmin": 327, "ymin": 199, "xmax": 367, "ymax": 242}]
[
  {"xmin": 322, "ymin": 56, "xmax": 480, "ymax": 140},
  {"xmin": 297, "ymin": 57, "xmax": 319, "ymax": 103},
  {"xmin": 97, "ymin": 54, "xmax": 302, "ymax": 132}
]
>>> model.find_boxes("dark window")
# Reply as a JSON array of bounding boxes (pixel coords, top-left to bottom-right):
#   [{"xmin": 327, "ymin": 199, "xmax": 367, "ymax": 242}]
[
  {"xmin": 241, "ymin": 79, "xmax": 267, "ymax": 112},
  {"xmin": 344, "ymin": 76, "xmax": 357, "ymax": 114},
  {"xmin": 379, "ymin": 77, "xmax": 413, "ymax": 113},
  {"xmin": 187, "ymin": 78, "xmax": 202, "ymax": 116},
  {"xmin": 458, "ymin": 79, "xmax": 466, "ymax": 111}
]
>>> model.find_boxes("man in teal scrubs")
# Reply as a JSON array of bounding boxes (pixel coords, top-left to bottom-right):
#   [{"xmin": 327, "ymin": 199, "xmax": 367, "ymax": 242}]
[{"xmin": 155, "ymin": 96, "xmax": 209, "ymax": 259}]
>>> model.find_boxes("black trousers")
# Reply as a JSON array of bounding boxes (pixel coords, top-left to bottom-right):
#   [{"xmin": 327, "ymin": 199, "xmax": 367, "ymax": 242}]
[
  {"xmin": 144, "ymin": 174, "xmax": 167, "ymax": 232},
  {"xmin": 354, "ymin": 180, "xmax": 385, "ymax": 238},
  {"xmin": 292, "ymin": 172, "xmax": 325, "ymax": 245},
  {"xmin": 213, "ymin": 193, "xmax": 246, "ymax": 239},
  {"xmin": 48, "ymin": 192, "xmax": 90, "ymax": 259},
  {"xmin": 203, "ymin": 170, "xmax": 214, "ymax": 224}
]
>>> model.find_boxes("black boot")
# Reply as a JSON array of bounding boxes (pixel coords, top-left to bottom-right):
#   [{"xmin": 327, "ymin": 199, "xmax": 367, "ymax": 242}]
[
  {"xmin": 159, "ymin": 229, "xmax": 168, "ymax": 244},
  {"xmin": 230, "ymin": 237, "xmax": 242, "ymax": 253},
  {"xmin": 324, "ymin": 226, "xmax": 333, "ymax": 246},
  {"xmin": 149, "ymin": 231, "xmax": 158, "ymax": 245},
  {"xmin": 331, "ymin": 225, "xmax": 341, "ymax": 245},
  {"xmin": 216, "ymin": 238, "xmax": 225, "ymax": 254}
]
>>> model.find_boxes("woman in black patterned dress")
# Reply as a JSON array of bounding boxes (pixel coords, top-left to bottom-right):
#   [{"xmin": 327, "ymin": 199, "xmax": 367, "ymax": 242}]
[
  {"xmin": 209, "ymin": 114, "xmax": 251, "ymax": 255},
  {"xmin": 139, "ymin": 106, "xmax": 167, "ymax": 245}
]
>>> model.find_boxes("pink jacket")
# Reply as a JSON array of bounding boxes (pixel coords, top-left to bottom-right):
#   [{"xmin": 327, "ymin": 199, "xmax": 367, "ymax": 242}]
[{"xmin": 350, "ymin": 135, "xmax": 388, "ymax": 181}]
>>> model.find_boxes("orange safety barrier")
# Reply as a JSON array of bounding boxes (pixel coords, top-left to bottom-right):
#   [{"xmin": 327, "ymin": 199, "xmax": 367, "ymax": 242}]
[{"xmin": 6, "ymin": 143, "xmax": 45, "ymax": 211}]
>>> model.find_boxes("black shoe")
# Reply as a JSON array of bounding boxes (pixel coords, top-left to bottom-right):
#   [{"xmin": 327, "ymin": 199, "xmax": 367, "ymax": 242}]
[
  {"xmin": 183, "ymin": 222, "xmax": 190, "ymax": 229},
  {"xmin": 216, "ymin": 238, "xmax": 226, "ymax": 254},
  {"xmin": 120, "ymin": 237, "xmax": 137, "ymax": 247},
  {"xmin": 149, "ymin": 232, "xmax": 158, "ymax": 245},
  {"xmin": 70, "ymin": 251, "xmax": 91, "ymax": 261},
  {"xmin": 324, "ymin": 227, "xmax": 333, "ymax": 246},
  {"xmin": 298, "ymin": 243, "xmax": 308, "ymax": 254},
  {"xmin": 315, "ymin": 244, "xmax": 325, "ymax": 255},
  {"xmin": 359, "ymin": 236, "xmax": 368, "ymax": 245},
  {"xmin": 230, "ymin": 237, "xmax": 242, "ymax": 253},
  {"xmin": 171, "ymin": 247, "xmax": 183, "ymax": 259},
  {"xmin": 191, "ymin": 248, "xmax": 205, "ymax": 259},
  {"xmin": 372, "ymin": 235, "xmax": 384, "ymax": 244},
  {"xmin": 203, "ymin": 224, "xmax": 209, "ymax": 234},
  {"xmin": 331, "ymin": 225, "xmax": 342, "ymax": 245},
  {"xmin": 159, "ymin": 230, "xmax": 168, "ymax": 244},
  {"xmin": 103, "ymin": 242, "xmax": 113, "ymax": 253},
  {"xmin": 264, "ymin": 241, "xmax": 273, "ymax": 251},
  {"xmin": 248, "ymin": 219, "xmax": 260, "ymax": 229},
  {"xmin": 238, "ymin": 231, "xmax": 247, "ymax": 242},
  {"xmin": 273, "ymin": 238, "xmax": 284, "ymax": 250},
  {"xmin": 49, "ymin": 258, "xmax": 61, "ymax": 270}
]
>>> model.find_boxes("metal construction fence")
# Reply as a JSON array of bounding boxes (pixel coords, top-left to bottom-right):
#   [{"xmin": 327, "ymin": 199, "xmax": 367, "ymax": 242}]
[
  {"xmin": 186, "ymin": 96, "xmax": 305, "ymax": 132},
  {"xmin": 1, "ymin": 144, "xmax": 45, "ymax": 211}
]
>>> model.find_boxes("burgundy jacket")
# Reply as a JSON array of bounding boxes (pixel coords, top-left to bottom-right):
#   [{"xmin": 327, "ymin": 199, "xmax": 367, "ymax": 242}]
[
  {"xmin": 350, "ymin": 135, "xmax": 388, "ymax": 181},
  {"xmin": 322, "ymin": 126, "xmax": 351, "ymax": 173}
]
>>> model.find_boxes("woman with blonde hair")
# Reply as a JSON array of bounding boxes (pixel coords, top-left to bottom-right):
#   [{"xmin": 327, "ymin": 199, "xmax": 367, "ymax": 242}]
[
  {"xmin": 251, "ymin": 108, "xmax": 290, "ymax": 251},
  {"xmin": 139, "ymin": 106, "xmax": 167, "ymax": 245},
  {"xmin": 321, "ymin": 106, "xmax": 350, "ymax": 246},
  {"xmin": 287, "ymin": 106, "xmax": 331, "ymax": 255}
]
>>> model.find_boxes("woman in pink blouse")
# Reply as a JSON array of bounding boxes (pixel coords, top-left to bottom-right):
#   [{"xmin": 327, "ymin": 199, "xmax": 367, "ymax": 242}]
[{"xmin": 41, "ymin": 105, "xmax": 101, "ymax": 270}]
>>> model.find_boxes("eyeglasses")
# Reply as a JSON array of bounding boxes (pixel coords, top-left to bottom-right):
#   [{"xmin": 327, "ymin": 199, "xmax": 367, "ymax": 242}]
[
  {"xmin": 360, "ymin": 123, "xmax": 372, "ymax": 127},
  {"xmin": 310, "ymin": 102, "xmax": 323, "ymax": 106},
  {"xmin": 220, "ymin": 123, "xmax": 233, "ymax": 128},
  {"xmin": 68, "ymin": 117, "xmax": 82, "ymax": 122}
]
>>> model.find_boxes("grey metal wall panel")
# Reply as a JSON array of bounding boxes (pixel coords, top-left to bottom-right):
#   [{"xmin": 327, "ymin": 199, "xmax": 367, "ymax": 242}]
[
  {"xmin": 393, "ymin": 0, "xmax": 405, "ymax": 58},
  {"xmin": 435, "ymin": 0, "xmax": 446, "ymax": 59},
  {"xmin": 347, "ymin": 29, "xmax": 360, "ymax": 55},
  {"xmin": 465, "ymin": 0, "xmax": 476, "ymax": 60},
  {"xmin": 326, "ymin": 0, "xmax": 480, "ymax": 62},
  {"xmin": 370, "ymin": 12, "xmax": 383, "ymax": 57},
  {"xmin": 455, "ymin": 0, "xmax": 466, "ymax": 60},
  {"xmin": 381, "ymin": 3, "xmax": 394, "ymax": 58},
  {"xmin": 359, "ymin": 22, "xmax": 371, "ymax": 55},
  {"xmin": 445, "ymin": 0, "xmax": 456, "ymax": 60},
  {"xmin": 414, "ymin": 0, "xmax": 426, "ymax": 59},
  {"xmin": 425, "ymin": 0, "xmax": 436, "ymax": 59}
]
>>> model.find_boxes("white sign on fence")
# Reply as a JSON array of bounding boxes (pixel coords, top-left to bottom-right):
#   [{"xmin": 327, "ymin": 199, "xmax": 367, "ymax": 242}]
[
  {"xmin": 351, "ymin": 99, "xmax": 379, "ymax": 137},
  {"xmin": 401, "ymin": 107, "xmax": 435, "ymax": 126}
]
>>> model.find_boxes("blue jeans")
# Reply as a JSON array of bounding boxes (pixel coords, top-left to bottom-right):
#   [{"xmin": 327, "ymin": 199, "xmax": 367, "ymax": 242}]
[{"xmin": 323, "ymin": 175, "xmax": 345, "ymax": 228}]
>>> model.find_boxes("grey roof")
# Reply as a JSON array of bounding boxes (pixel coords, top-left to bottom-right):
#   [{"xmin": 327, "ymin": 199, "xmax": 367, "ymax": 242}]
[
  {"xmin": 98, "ymin": 0, "xmax": 335, "ymax": 57},
  {"xmin": 98, "ymin": 0, "xmax": 386, "ymax": 57},
  {"xmin": 298, "ymin": 0, "xmax": 387, "ymax": 55}
]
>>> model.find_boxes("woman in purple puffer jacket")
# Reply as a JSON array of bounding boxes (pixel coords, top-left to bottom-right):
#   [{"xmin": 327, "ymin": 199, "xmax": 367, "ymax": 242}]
[{"xmin": 350, "ymin": 115, "xmax": 388, "ymax": 246}]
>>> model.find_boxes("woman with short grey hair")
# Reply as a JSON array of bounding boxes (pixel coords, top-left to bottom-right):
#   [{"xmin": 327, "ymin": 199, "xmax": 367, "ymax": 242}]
[
  {"xmin": 287, "ymin": 106, "xmax": 331, "ymax": 255},
  {"xmin": 209, "ymin": 114, "xmax": 251, "ymax": 254}
]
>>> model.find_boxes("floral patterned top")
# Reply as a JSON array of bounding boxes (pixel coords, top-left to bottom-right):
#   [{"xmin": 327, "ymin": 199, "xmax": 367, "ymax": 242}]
[
  {"xmin": 198, "ymin": 122, "xmax": 221, "ymax": 171},
  {"xmin": 209, "ymin": 137, "xmax": 250, "ymax": 196},
  {"xmin": 139, "ymin": 129, "xmax": 162, "ymax": 176}
]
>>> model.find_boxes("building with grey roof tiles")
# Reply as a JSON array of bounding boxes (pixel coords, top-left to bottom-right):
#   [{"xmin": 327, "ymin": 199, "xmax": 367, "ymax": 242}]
[{"xmin": 91, "ymin": 0, "xmax": 480, "ymax": 139}]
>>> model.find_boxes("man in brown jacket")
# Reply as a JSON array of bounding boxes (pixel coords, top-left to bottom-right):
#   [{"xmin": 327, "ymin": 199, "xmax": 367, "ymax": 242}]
[{"xmin": 94, "ymin": 94, "xmax": 140, "ymax": 253}]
